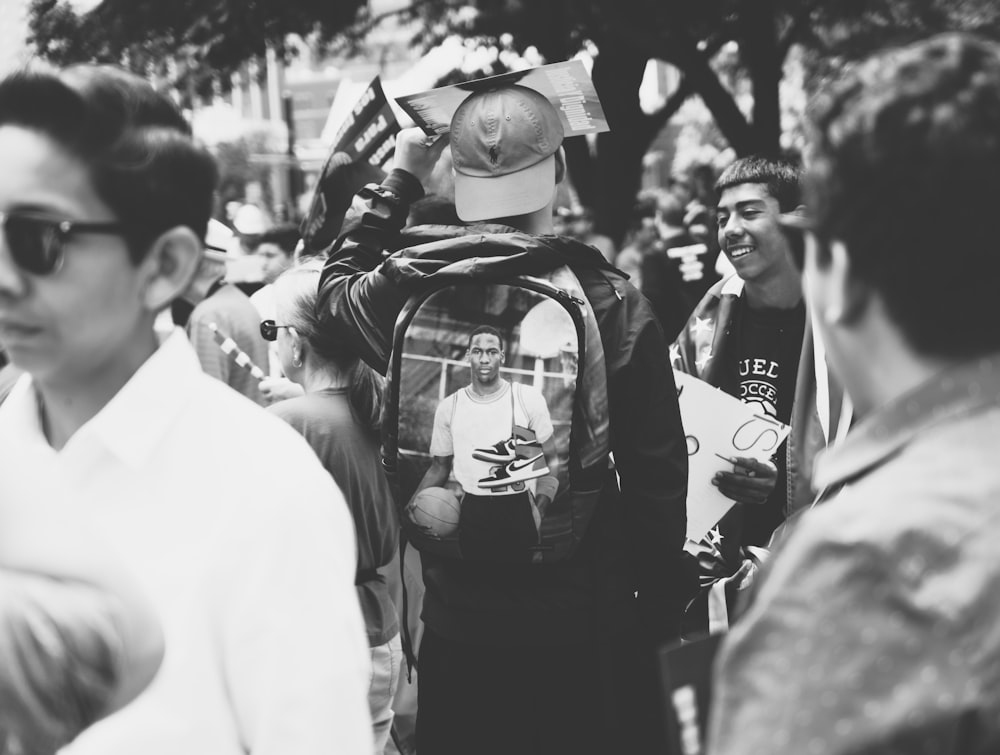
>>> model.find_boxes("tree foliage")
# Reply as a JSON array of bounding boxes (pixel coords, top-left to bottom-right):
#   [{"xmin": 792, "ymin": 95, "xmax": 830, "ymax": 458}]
[
  {"xmin": 28, "ymin": 0, "xmax": 1000, "ymax": 241},
  {"xmin": 28, "ymin": 0, "xmax": 368, "ymax": 99}
]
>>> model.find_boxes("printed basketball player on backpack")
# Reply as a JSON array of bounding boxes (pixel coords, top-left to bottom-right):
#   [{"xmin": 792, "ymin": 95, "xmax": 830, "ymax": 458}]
[{"xmin": 411, "ymin": 325, "xmax": 559, "ymax": 528}]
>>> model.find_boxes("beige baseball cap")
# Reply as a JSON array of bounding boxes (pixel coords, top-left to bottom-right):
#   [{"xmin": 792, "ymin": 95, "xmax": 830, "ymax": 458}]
[{"xmin": 450, "ymin": 85, "xmax": 565, "ymax": 222}]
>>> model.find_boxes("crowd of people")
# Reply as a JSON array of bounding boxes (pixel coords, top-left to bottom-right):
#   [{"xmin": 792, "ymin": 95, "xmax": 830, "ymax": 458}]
[{"xmin": 0, "ymin": 28, "xmax": 999, "ymax": 755}]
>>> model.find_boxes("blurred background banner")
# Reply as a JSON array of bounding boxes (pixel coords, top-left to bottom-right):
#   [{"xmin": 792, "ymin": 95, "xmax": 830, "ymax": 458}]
[
  {"xmin": 299, "ymin": 76, "xmax": 397, "ymax": 254},
  {"xmin": 331, "ymin": 75, "xmax": 400, "ymax": 165}
]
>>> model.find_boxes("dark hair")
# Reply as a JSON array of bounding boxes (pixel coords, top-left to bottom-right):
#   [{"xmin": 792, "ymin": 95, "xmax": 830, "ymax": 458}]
[
  {"xmin": 630, "ymin": 191, "xmax": 659, "ymax": 222},
  {"xmin": 0, "ymin": 65, "xmax": 218, "ymax": 262},
  {"xmin": 657, "ymin": 193, "xmax": 686, "ymax": 227},
  {"xmin": 273, "ymin": 264, "xmax": 384, "ymax": 435},
  {"xmin": 806, "ymin": 32, "xmax": 1000, "ymax": 358},
  {"xmin": 715, "ymin": 155, "xmax": 801, "ymax": 212},
  {"xmin": 407, "ymin": 195, "xmax": 462, "ymax": 226},
  {"xmin": 250, "ymin": 223, "xmax": 299, "ymax": 256},
  {"xmin": 467, "ymin": 325, "xmax": 504, "ymax": 352}
]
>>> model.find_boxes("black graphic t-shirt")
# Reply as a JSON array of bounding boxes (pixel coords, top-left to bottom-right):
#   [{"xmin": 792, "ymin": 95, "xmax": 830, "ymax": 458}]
[{"xmin": 730, "ymin": 300, "xmax": 806, "ymax": 545}]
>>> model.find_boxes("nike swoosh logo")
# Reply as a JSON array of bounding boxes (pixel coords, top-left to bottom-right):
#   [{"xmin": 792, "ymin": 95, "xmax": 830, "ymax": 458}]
[{"xmin": 508, "ymin": 453, "xmax": 543, "ymax": 472}]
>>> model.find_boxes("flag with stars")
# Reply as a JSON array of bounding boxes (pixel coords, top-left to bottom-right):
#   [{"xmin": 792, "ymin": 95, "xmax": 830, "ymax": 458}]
[{"xmin": 670, "ymin": 275, "xmax": 745, "ymax": 386}]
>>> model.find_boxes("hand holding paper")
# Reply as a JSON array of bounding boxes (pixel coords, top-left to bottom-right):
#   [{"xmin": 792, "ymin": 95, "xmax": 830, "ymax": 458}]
[
  {"xmin": 673, "ymin": 370, "xmax": 791, "ymax": 542},
  {"xmin": 393, "ymin": 127, "xmax": 448, "ymax": 184},
  {"xmin": 712, "ymin": 456, "xmax": 777, "ymax": 505}
]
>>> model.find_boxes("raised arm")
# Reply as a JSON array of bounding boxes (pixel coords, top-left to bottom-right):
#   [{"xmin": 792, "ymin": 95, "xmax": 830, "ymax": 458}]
[{"xmin": 316, "ymin": 129, "xmax": 448, "ymax": 374}]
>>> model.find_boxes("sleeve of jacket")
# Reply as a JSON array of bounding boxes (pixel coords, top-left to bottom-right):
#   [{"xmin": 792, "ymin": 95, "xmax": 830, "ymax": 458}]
[
  {"xmin": 706, "ymin": 505, "xmax": 971, "ymax": 755},
  {"xmin": 606, "ymin": 283, "xmax": 689, "ymax": 645},
  {"xmin": 316, "ymin": 169, "xmax": 425, "ymax": 375}
]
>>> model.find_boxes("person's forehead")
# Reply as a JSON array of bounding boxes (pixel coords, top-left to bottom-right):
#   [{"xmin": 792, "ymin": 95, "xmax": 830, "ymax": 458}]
[
  {"xmin": 717, "ymin": 182, "xmax": 778, "ymax": 211},
  {"xmin": 469, "ymin": 332, "xmax": 501, "ymax": 349}
]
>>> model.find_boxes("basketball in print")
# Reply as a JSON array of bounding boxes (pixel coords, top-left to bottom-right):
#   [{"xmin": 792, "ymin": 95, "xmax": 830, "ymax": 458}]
[{"xmin": 408, "ymin": 487, "xmax": 462, "ymax": 537}]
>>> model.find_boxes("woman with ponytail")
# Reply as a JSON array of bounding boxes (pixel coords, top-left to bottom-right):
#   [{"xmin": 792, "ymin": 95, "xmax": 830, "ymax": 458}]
[{"xmin": 266, "ymin": 262, "xmax": 401, "ymax": 753}]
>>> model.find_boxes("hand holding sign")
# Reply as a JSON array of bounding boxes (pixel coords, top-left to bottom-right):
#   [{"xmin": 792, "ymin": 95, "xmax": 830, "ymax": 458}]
[
  {"xmin": 712, "ymin": 456, "xmax": 777, "ymax": 505},
  {"xmin": 674, "ymin": 370, "xmax": 790, "ymax": 542},
  {"xmin": 393, "ymin": 128, "xmax": 448, "ymax": 185}
]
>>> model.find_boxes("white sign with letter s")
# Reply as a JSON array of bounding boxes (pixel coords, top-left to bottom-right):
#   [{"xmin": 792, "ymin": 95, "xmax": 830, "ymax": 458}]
[{"xmin": 674, "ymin": 370, "xmax": 791, "ymax": 543}]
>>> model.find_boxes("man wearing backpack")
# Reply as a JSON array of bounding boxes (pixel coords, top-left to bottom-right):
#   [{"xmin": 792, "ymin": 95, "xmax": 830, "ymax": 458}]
[{"xmin": 317, "ymin": 85, "xmax": 688, "ymax": 754}]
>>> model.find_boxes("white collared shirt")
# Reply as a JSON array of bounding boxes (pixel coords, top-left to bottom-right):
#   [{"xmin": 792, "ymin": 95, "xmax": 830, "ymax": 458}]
[{"xmin": 0, "ymin": 331, "xmax": 373, "ymax": 755}]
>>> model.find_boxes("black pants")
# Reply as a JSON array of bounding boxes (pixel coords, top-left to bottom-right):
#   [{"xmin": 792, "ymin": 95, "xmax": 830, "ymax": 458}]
[
  {"xmin": 458, "ymin": 492, "xmax": 538, "ymax": 562},
  {"xmin": 416, "ymin": 628, "xmax": 666, "ymax": 755}
]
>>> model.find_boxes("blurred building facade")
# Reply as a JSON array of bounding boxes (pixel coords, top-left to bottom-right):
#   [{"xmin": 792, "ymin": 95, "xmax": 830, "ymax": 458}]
[
  {"xmin": 0, "ymin": 0, "xmax": 30, "ymax": 75},
  {"xmin": 213, "ymin": 0, "xmax": 420, "ymax": 221}
]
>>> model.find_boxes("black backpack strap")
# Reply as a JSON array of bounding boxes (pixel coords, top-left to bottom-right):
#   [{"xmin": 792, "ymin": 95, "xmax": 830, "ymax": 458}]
[{"xmin": 398, "ymin": 535, "xmax": 417, "ymax": 683}]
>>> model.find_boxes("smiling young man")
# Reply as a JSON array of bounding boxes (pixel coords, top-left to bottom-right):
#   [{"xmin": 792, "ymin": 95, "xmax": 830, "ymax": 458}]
[
  {"xmin": 708, "ymin": 33, "xmax": 1000, "ymax": 753},
  {"xmin": 671, "ymin": 156, "xmax": 810, "ymax": 633},
  {"xmin": 0, "ymin": 65, "xmax": 373, "ymax": 754}
]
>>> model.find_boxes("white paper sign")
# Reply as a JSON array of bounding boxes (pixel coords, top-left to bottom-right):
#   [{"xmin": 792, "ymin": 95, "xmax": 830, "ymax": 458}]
[
  {"xmin": 395, "ymin": 60, "xmax": 610, "ymax": 138},
  {"xmin": 674, "ymin": 370, "xmax": 791, "ymax": 543}
]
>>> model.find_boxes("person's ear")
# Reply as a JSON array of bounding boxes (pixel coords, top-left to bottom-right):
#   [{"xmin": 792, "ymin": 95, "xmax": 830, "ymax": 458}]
[
  {"xmin": 138, "ymin": 226, "xmax": 203, "ymax": 312},
  {"xmin": 821, "ymin": 239, "xmax": 869, "ymax": 326},
  {"xmin": 554, "ymin": 147, "xmax": 566, "ymax": 185},
  {"xmin": 289, "ymin": 327, "xmax": 307, "ymax": 367}
]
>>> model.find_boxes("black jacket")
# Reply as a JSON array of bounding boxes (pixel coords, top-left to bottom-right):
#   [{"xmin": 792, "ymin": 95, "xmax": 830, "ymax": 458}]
[{"xmin": 317, "ymin": 170, "xmax": 688, "ymax": 647}]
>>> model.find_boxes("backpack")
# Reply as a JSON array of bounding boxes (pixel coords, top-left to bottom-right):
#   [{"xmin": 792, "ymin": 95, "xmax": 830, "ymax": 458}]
[{"xmin": 381, "ymin": 264, "xmax": 611, "ymax": 564}]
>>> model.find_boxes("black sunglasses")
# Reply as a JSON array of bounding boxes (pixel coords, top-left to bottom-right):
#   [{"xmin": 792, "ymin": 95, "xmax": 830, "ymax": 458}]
[
  {"xmin": 1, "ymin": 211, "xmax": 127, "ymax": 276},
  {"xmin": 259, "ymin": 319, "xmax": 293, "ymax": 341}
]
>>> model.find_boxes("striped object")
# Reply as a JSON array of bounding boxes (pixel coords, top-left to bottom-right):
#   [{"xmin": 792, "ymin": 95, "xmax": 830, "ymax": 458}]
[{"xmin": 207, "ymin": 322, "xmax": 266, "ymax": 381}]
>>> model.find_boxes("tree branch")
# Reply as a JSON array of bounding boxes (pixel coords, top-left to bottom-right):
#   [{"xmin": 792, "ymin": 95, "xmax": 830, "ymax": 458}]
[
  {"xmin": 777, "ymin": 0, "xmax": 819, "ymax": 61},
  {"xmin": 340, "ymin": 0, "xmax": 448, "ymax": 42},
  {"xmin": 670, "ymin": 35, "xmax": 755, "ymax": 153},
  {"xmin": 645, "ymin": 75, "xmax": 695, "ymax": 135},
  {"xmin": 643, "ymin": 30, "xmax": 730, "ymax": 136}
]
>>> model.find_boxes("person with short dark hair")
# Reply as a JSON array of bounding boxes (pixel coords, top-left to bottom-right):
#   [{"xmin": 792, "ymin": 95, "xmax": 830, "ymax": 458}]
[
  {"xmin": 0, "ymin": 64, "xmax": 373, "ymax": 755},
  {"xmin": 708, "ymin": 33, "xmax": 1000, "ymax": 753},
  {"xmin": 249, "ymin": 223, "xmax": 299, "ymax": 285},
  {"xmin": 672, "ymin": 155, "xmax": 815, "ymax": 634}
]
